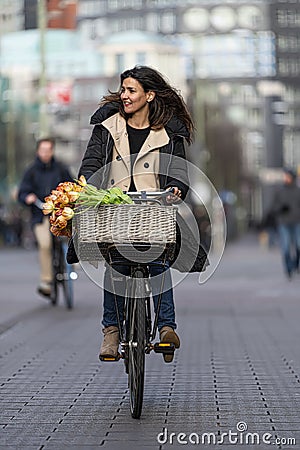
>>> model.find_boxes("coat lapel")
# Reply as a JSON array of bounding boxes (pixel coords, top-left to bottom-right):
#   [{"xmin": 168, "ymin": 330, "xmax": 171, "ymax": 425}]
[
  {"xmin": 102, "ymin": 113, "xmax": 131, "ymax": 168},
  {"xmin": 135, "ymin": 128, "xmax": 169, "ymax": 164}
]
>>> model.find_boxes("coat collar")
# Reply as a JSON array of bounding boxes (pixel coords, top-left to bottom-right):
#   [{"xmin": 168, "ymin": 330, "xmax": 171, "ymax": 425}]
[{"xmin": 102, "ymin": 112, "xmax": 170, "ymax": 161}]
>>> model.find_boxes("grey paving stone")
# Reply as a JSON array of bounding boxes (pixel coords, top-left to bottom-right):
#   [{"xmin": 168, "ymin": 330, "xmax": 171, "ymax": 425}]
[
  {"xmin": 47, "ymin": 434, "xmax": 106, "ymax": 445},
  {"xmin": 1, "ymin": 239, "xmax": 300, "ymax": 449}
]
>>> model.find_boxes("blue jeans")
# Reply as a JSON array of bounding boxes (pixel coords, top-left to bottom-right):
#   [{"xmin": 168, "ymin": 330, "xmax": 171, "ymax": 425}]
[
  {"xmin": 102, "ymin": 262, "xmax": 176, "ymax": 331},
  {"xmin": 278, "ymin": 224, "xmax": 300, "ymax": 275}
]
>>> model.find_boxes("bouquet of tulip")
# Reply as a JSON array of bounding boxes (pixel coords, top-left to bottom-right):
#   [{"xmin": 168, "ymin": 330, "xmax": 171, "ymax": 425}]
[{"xmin": 43, "ymin": 175, "xmax": 132, "ymax": 237}]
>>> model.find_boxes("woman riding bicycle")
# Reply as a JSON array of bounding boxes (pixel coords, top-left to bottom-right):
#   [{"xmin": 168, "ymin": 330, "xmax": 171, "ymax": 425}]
[{"xmin": 78, "ymin": 65, "xmax": 195, "ymax": 362}]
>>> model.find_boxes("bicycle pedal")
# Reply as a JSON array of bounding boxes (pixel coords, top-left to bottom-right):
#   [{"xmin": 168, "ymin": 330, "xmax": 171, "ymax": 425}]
[
  {"xmin": 99, "ymin": 354, "xmax": 121, "ymax": 362},
  {"xmin": 153, "ymin": 342, "xmax": 175, "ymax": 354}
]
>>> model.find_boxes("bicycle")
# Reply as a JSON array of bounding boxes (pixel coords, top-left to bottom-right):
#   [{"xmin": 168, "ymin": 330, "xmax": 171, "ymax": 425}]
[
  {"xmin": 35, "ymin": 200, "xmax": 77, "ymax": 309},
  {"xmin": 50, "ymin": 234, "xmax": 77, "ymax": 309},
  {"xmin": 76, "ymin": 190, "xmax": 178, "ymax": 418}
]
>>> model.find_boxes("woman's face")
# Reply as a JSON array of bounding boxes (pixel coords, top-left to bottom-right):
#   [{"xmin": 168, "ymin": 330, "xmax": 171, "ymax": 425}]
[{"xmin": 120, "ymin": 77, "xmax": 154, "ymax": 116}]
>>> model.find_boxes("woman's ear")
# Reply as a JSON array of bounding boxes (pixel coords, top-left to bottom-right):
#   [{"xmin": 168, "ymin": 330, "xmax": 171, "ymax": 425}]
[{"xmin": 147, "ymin": 91, "xmax": 155, "ymax": 102}]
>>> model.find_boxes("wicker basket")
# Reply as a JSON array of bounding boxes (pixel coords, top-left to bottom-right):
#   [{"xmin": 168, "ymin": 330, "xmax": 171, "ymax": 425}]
[{"xmin": 75, "ymin": 204, "xmax": 177, "ymax": 261}]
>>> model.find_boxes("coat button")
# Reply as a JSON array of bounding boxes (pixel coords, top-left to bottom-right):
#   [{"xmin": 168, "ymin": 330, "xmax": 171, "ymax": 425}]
[
  {"xmin": 111, "ymin": 179, "xmax": 114, "ymax": 185},
  {"xmin": 144, "ymin": 162, "xmax": 149, "ymax": 168},
  {"xmin": 116, "ymin": 155, "xmax": 122, "ymax": 161}
]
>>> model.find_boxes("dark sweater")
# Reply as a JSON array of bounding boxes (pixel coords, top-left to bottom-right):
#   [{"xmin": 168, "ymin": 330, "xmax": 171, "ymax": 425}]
[
  {"xmin": 126, "ymin": 123, "xmax": 151, "ymax": 192},
  {"xmin": 271, "ymin": 182, "xmax": 300, "ymax": 225}
]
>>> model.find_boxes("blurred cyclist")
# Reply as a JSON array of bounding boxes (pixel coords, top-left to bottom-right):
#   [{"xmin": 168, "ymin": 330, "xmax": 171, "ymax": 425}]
[
  {"xmin": 270, "ymin": 168, "xmax": 300, "ymax": 279},
  {"xmin": 18, "ymin": 138, "xmax": 73, "ymax": 296}
]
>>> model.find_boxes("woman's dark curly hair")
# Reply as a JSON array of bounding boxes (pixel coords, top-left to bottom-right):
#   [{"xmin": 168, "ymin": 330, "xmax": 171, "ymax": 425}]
[{"xmin": 101, "ymin": 65, "xmax": 194, "ymax": 143}]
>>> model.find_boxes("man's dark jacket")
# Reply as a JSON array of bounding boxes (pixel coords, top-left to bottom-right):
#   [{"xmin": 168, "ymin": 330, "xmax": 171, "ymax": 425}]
[
  {"xmin": 270, "ymin": 181, "xmax": 300, "ymax": 226},
  {"xmin": 18, "ymin": 157, "xmax": 73, "ymax": 225}
]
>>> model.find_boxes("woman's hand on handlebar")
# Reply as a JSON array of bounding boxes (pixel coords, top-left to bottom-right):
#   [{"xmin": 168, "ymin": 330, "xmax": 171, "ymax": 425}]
[{"xmin": 166, "ymin": 186, "xmax": 181, "ymax": 203}]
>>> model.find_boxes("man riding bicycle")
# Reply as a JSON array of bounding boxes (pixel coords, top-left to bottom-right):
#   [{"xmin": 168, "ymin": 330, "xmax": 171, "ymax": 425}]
[{"xmin": 18, "ymin": 138, "xmax": 73, "ymax": 297}]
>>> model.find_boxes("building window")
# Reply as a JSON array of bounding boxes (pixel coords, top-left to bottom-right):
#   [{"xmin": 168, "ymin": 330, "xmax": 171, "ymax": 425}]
[
  {"xmin": 136, "ymin": 52, "xmax": 146, "ymax": 65},
  {"xmin": 108, "ymin": 0, "xmax": 118, "ymax": 10},
  {"xmin": 278, "ymin": 35, "xmax": 288, "ymax": 50},
  {"xmin": 160, "ymin": 11, "xmax": 176, "ymax": 33},
  {"xmin": 276, "ymin": 8, "xmax": 300, "ymax": 27},
  {"xmin": 278, "ymin": 34, "xmax": 300, "ymax": 52},
  {"xmin": 116, "ymin": 54, "xmax": 125, "ymax": 73},
  {"xmin": 95, "ymin": 18, "xmax": 107, "ymax": 38},
  {"xmin": 278, "ymin": 59, "xmax": 288, "ymax": 75},
  {"xmin": 128, "ymin": 0, "xmax": 143, "ymax": 8},
  {"xmin": 147, "ymin": 12, "xmax": 159, "ymax": 32},
  {"xmin": 279, "ymin": 57, "xmax": 300, "ymax": 76}
]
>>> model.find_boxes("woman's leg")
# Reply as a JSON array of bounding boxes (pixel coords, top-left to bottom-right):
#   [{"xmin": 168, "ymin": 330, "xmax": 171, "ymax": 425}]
[
  {"xmin": 102, "ymin": 264, "xmax": 130, "ymax": 327},
  {"xmin": 149, "ymin": 262, "xmax": 176, "ymax": 331},
  {"xmin": 278, "ymin": 224, "xmax": 293, "ymax": 276},
  {"xmin": 33, "ymin": 217, "xmax": 52, "ymax": 285},
  {"xmin": 292, "ymin": 224, "xmax": 300, "ymax": 272},
  {"xmin": 100, "ymin": 264, "xmax": 130, "ymax": 358},
  {"xmin": 150, "ymin": 262, "xmax": 180, "ymax": 362}
]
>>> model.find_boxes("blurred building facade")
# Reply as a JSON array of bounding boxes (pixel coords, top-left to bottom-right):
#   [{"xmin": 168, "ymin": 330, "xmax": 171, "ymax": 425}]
[
  {"xmin": 73, "ymin": 29, "xmax": 186, "ymax": 157},
  {"xmin": 24, "ymin": 0, "xmax": 77, "ymax": 30},
  {"xmin": 0, "ymin": 1, "xmax": 24, "ymax": 34},
  {"xmin": 76, "ymin": 0, "xmax": 300, "ymax": 227},
  {"xmin": 1, "ymin": 0, "xmax": 300, "ymax": 233},
  {"xmin": 0, "ymin": 21, "xmax": 185, "ymax": 180}
]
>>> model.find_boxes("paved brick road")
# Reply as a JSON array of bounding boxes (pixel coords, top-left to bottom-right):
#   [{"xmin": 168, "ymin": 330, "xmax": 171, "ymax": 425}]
[{"xmin": 0, "ymin": 235, "xmax": 300, "ymax": 449}]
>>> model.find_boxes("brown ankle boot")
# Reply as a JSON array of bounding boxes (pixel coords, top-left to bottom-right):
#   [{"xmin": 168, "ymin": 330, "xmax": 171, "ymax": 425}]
[
  {"xmin": 99, "ymin": 326, "xmax": 119, "ymax": 359},
  {"xmin": 160, "ymin": 326, "xmax": 180, "ymax": 363}
]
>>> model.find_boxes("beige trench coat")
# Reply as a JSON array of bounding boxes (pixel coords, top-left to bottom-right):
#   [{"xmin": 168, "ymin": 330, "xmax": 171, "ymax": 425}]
[{"xmin": 102, "ymin": 113, "xmax": 170, "ymax": 191}]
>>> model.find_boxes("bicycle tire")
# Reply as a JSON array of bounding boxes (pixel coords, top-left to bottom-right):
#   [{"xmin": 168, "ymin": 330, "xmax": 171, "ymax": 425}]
[
  {"xmin": 51, "ymin": 238, "xmax": 74, "ymax": 309},
  {"xmin": 50, "ymin": 240, "xmax": 60, "ymax": 306},
  {"xmin": 60, "ymin": 253, "xmax": 74, "ymax": 310},
  {"xmin": 50, "ymin": 280, "xmax": 58, "ymax": 306},
  {"xmin": 128, "ymin": 270, "xmax": 146, "ymax": 419},
  {"xmin": 62, "ymin": 265, "xmax": 73, "ymax": 310}
]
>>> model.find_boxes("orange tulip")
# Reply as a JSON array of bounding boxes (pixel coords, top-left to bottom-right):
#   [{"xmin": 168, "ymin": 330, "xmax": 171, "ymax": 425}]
[
  {"xmin": 42, "ymin": 201, "xmax": 55, "ymax": 215},
  {"xmin": 78, "ymin": 175, "xmax": 87, "ymax": 187},
  {"xmin": 67, "ymin": 191, "xmax": 81, "ymax": 202},
  {"xmin": 53, "ymin": 215, "xmax": 68, "ymax": 229},
  {"xmin": 61, "ymin": 207, "xmax": 74, "ymax": 220}
]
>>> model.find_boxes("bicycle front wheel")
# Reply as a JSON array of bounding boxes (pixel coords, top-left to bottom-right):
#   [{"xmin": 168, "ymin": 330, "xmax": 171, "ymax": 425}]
[{"xmin": 128, "ymin": 271, "xmax": 146, "ymax": 419}]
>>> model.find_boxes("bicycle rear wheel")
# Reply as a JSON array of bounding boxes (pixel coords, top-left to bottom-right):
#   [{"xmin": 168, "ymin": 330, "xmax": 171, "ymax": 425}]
[
  {"xmin": 50, "ymin": 239, "xmax": 60, "ymax": 306},
  {"xmin": 50, "ymin": 281, "xmax": 58, "ymax": 306},
  {"xmin": 59, "ymin": 239, "xmax": 74, "ymax": 309},
  {"xmin": 128, "ymin": 270, "xmax": 146, "ymax": 419},
  {"xmin": 60, "ymin": 256, "xmax": 74, "ymax": 310},
  {"xmin": 51, "ymin": 238, "xmax": 74, "ymax": 309}
]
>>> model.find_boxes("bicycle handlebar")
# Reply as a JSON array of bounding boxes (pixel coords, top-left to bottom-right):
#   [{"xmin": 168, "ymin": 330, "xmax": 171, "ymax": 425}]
[
  {"xmin": 34, "ymin": 199, "xmax": 45, "ymax": 210},
  {"xmin": 126, "ymin": 188, "xmax": 176, "ymax": 205}
]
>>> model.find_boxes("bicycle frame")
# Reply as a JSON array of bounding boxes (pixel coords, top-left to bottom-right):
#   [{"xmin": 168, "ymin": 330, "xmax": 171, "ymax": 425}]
[{"xmin": 51, "ymin": 235, "xmax": 76, "ymax": 309}]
